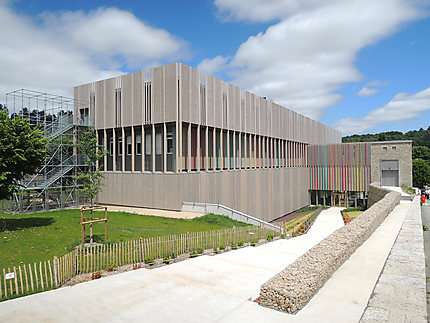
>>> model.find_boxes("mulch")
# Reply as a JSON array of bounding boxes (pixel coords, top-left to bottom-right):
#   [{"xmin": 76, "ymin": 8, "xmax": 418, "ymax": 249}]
[{"xmin": 271, "ymin": 211, "xmax": 310, "ymax": 225}]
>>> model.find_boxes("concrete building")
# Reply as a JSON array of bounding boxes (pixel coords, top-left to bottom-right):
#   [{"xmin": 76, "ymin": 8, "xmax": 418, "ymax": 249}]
[{"xmin": 71, "ymin": 63, "xmax": 412, "ymax": 222}]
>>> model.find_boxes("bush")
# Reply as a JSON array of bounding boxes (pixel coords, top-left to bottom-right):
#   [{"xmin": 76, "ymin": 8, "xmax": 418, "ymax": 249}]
[
  {"xmin": 343, "ymin": 206, "xmax": 366, "ymax": 212},
  {"xmin": 106, "ymin": 263, "xmax": 117, "ymax": 272},
  {"xmin": 267, "ymin": 234, "xmax": 274, "ymax": 241},
  {"xmin": 237, "ymin": 240, "xmax": 244, "ymax": 247},
  {"xmin": 295, "ymin": 205, "xmax": 320, "ymax": 213},
  {"xmin": 213, "ymin": 247, "xmax": 219, "ymax": 254},
  {"xmin": 163, "ymin": 255, "xmax": 170, "ymax": 264},
  {"xmin": 144, "ymin": 256, "xmax": 155, "ymax": 264},
  {"xmin": 219, "ymin": 244, "xmax": 226, "ymax": 250},
  {"xmin": 281, "ymin": 234, "xmax": 286, "ymax": 239},
  {"xmin": 231, "ymin": 244, "xmax": 237, "ymax": 250},
  {"xmin": 250, "ymin": 239, "xmax": 259, "ymax": 246}
]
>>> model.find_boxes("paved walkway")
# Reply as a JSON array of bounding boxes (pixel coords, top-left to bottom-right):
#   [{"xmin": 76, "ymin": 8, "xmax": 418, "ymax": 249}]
[
  {"xmin": 0, "ymin": 203, "xmax": 420, "ymax": 322},
  {"xmin": 361, "ymin": 197, "xmax": 426, "ymax": 322}
]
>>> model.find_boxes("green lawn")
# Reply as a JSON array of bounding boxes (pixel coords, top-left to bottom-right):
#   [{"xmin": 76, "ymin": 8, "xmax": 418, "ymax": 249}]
[{"xmin": 0, "ymin": 209, "xmax": 247, "ymax": 270}]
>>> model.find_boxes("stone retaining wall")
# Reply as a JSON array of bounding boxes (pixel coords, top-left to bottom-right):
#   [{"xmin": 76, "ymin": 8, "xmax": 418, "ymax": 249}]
[
  {"xmin": 368, "ymin": 182, "xmax": 391, "ymax": 207},
  {"xmin": 259, "ymin": 184, "xmax": 401, "ymax": 313}
]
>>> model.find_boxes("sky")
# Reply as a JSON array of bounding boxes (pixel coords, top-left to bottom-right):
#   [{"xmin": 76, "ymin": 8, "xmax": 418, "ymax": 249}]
[{"xmin": 1, "ymin": 0, "xmax": 429, "ymax": 136}]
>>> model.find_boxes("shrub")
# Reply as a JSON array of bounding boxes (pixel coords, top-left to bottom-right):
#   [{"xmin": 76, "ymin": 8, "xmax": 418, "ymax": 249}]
[
  {"xmin": 267, "ymin": 234, "xmax": 274, "ymax": 241},
  {"xmin": 281, "ymin": 234, "xmax": 286, "ymax": 239},
  {"xmin": 144, "ymin": 256, "xmax": 155, "ymax": 264},
  {"xmin": 219, "ymin": 244, "xmax": 226, "ymax": 250},
  {"xmin": 196, "ymin": 247, "xmax": 204, "ymax": 254},
  {"xmin": 237, "ymin": 240, "xmax": 244, "ymax": 247},
  {"xmin": 250, "ymin": 239, "xmax": 259, "ymax": 246},
  {"xmin": 91, "ymin": 272, "xmax": 101, "ymax": 280},
  {"xmin": 106, "ymin": 264, "xmax": 117, "ymax": 272},
  {"xmin": 213, "ymin": 247, "xmax": 219, "ymax": 254},
  {"xmin": 231, "ymin": 244, "xmax": 237, "ymax": 250}
]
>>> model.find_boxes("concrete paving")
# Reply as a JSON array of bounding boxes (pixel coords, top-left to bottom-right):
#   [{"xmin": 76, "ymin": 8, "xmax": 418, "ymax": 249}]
[
  {"xmin": 361, "ymin": 197, "xmax": 427, "ymax": 322},
  {"xmin": 0, "ymin": 203, "xmax": 415, "ymax": 322}
]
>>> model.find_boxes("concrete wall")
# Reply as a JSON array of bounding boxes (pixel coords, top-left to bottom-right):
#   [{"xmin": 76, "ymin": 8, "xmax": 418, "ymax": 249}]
[
  {"xmin": 99, "ymin": 167, "xmax": 310, "ymax": 222},
  {"xmin": 371, "ymin": 141, "xmax": 412, "ymax": 187}
]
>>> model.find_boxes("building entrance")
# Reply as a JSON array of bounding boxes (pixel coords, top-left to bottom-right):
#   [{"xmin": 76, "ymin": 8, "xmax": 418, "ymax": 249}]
[{"xmin": 334, "ymin": 193, "xmax": 347, "ymax": 207}]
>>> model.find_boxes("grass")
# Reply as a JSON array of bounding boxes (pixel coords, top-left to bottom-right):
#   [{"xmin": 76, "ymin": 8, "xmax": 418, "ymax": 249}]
[
  {"xmin": 401, "ymin": 184, "xmax": 415, "ymax": 195},
  {"xmin": 0, "ymin": 210, "xmax": 247, "ymax": 270},
  {"xmin": 294, "ymin": 205, "xmax": 321, "ymax": 213},
  {"xmin": 344, "ymin": 211, "xmax": 363, "ymax": 220}
]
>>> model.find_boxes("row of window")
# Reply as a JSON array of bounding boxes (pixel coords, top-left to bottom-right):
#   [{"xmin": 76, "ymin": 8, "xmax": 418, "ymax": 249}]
[{"xmin": 97, "ymin": 123, "xmax": 308, "ymax": 173}]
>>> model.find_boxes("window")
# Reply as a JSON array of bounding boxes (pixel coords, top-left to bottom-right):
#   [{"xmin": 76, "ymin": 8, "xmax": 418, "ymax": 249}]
[
  {"xmin": 392, "ymin": 146, "xmax": 397, "ymax": 151},
  {"xmin": 126, "ymin": 136, "xmax": 132, "ymax": 155},
  {"xmin": 155, "ymin": 132, "xmax": 162, "ymax": 155},
  {"xmin": 117, "ymin": 137, "xmax": 123, "ymax": 156},
  {"xmin": 383, "ymin": 146, "xmax": 388, "ymax": 151},
  {"xmin": 109, "ymin": 138, "xmax": 114, "ymax": 155},
  {"xmin": 145, "ymin": 133, "xmax": 152, "ymax": 155},
  {"xmin": 136, "ymin": 135, "xmax": 142, "ymax": 155},
  {"xmin": 167, "ymin": 131, "xmax": 173, "ymax": 154}
]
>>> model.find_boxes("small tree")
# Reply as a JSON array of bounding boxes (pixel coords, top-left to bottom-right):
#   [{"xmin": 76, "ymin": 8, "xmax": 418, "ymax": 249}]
[
  {"xmin": 413, "ymin": 158, "xmax": 430, "ymax": 188},
  {"xmin": 76, "ymin": 127, "xmax": 107, "ymax": 243},
  {"xmin": 0, "ymin": 108, "xmax": 47, "ymax": 200}
]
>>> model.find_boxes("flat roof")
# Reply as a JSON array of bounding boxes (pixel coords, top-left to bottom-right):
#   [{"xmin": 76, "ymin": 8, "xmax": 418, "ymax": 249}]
[{"xmin": 370, "ymin": 140, "xmax": 413, "ymax": 145}]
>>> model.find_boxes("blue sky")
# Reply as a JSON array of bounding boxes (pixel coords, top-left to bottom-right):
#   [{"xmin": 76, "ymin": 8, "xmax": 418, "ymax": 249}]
[{"xmin": 1, "ymin": 0, "xmax": 429, "ymax": 136}]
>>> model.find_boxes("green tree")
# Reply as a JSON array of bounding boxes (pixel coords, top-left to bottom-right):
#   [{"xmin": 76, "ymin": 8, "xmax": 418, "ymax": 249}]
[
  {"xmin": 377, "ymin": 133, "xmax": 387, "ymax": 141},
  {"xmin": 0, "ymin": 109, "xmax": 47, "ymax": 200},
  {"xmin": 75, "ymin": 127, "xmax": 107, "ymax": 206},
  {"xmin": 412, "ymin": 158, "xmax": 430, "ymax": 188},
  {"xmin": 412, "ymin": 146, "xmax": 430, "ymax": 161}
]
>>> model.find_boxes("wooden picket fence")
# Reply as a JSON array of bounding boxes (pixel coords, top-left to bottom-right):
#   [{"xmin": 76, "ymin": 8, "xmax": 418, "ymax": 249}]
[{"xmin": 0, "ymin": 225, "xmax": 280, "ymax": 302}]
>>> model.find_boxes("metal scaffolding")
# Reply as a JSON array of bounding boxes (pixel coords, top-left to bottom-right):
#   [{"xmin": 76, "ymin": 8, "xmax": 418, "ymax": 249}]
[{"xmin": 1, "ymin": 89, "xmax": 92, "ymax": 213}]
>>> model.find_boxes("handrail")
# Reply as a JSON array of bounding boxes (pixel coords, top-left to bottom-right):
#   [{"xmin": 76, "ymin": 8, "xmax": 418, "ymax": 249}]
[{"xmin": 182, "ymin": 202, "xmax": 281, "ymax": 232}]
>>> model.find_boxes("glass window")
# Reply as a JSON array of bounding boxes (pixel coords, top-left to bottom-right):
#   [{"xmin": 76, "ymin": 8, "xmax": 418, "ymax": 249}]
[
  {"xmin": 117, "ymin": 137, "xmax": 123, "ymax": 156},
  {"xmin": 392, "ymin": 146, "xmax": 397, "ymax": 151},
  {"xmin": 126, "ymin": 135, "xmax": 132, "ymax": 155},
  {"xmin": 167, "ymin": 131, "xmax": 173, "ymax": 154},
  {"xmin": 109, "ymin": 138, "xmax": 114, "ymax": 155},
  {"xmin": 136, "ymin": 134, "xmax": 142, "ymax": 155},
  {"xmin": 145, "ymin": 133, "xmax": 152, "ymax": 155}
]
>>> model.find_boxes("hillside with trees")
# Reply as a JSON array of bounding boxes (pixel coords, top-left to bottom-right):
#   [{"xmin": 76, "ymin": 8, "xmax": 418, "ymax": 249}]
[
  {"xmin": 343, "ymin": 126, "xmax": 430, "ymax": 148},
  {"xmin": 343, "ymin": 127, "xmax": 430, "ymax": 188}
]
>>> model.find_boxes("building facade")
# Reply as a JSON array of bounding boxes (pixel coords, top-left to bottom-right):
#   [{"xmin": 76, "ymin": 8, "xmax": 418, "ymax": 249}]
[{"xmin": 74, "ymin": 63, "xmax": 341, "ymax": 222}]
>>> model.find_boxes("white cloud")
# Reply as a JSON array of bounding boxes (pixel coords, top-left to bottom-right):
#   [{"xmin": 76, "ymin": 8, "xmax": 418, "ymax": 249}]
[
  {"xmin": 0, "ymin": 4, "xmax": 187, "ymax": 102},
  {"xmin": 366, "ymin": 80, "xmax": 389, "ymax": 87},
  {"xmin": 358, "ymin": 87, "xmax": 380, "ymax": 96},
  {"xmin": 214, "ymin": 0, "xmax": 341, "ymax": 23},
  {"xmin": 213, "ymin": 0, "xmax": 424, "ymax": 120},
  {"xmin": 333, "ymin": 86, "xmax": 430, "ymax": 134},
  {"xmin": 197, "ymin": 56, "xmax": 229, "ymax": 75}
]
